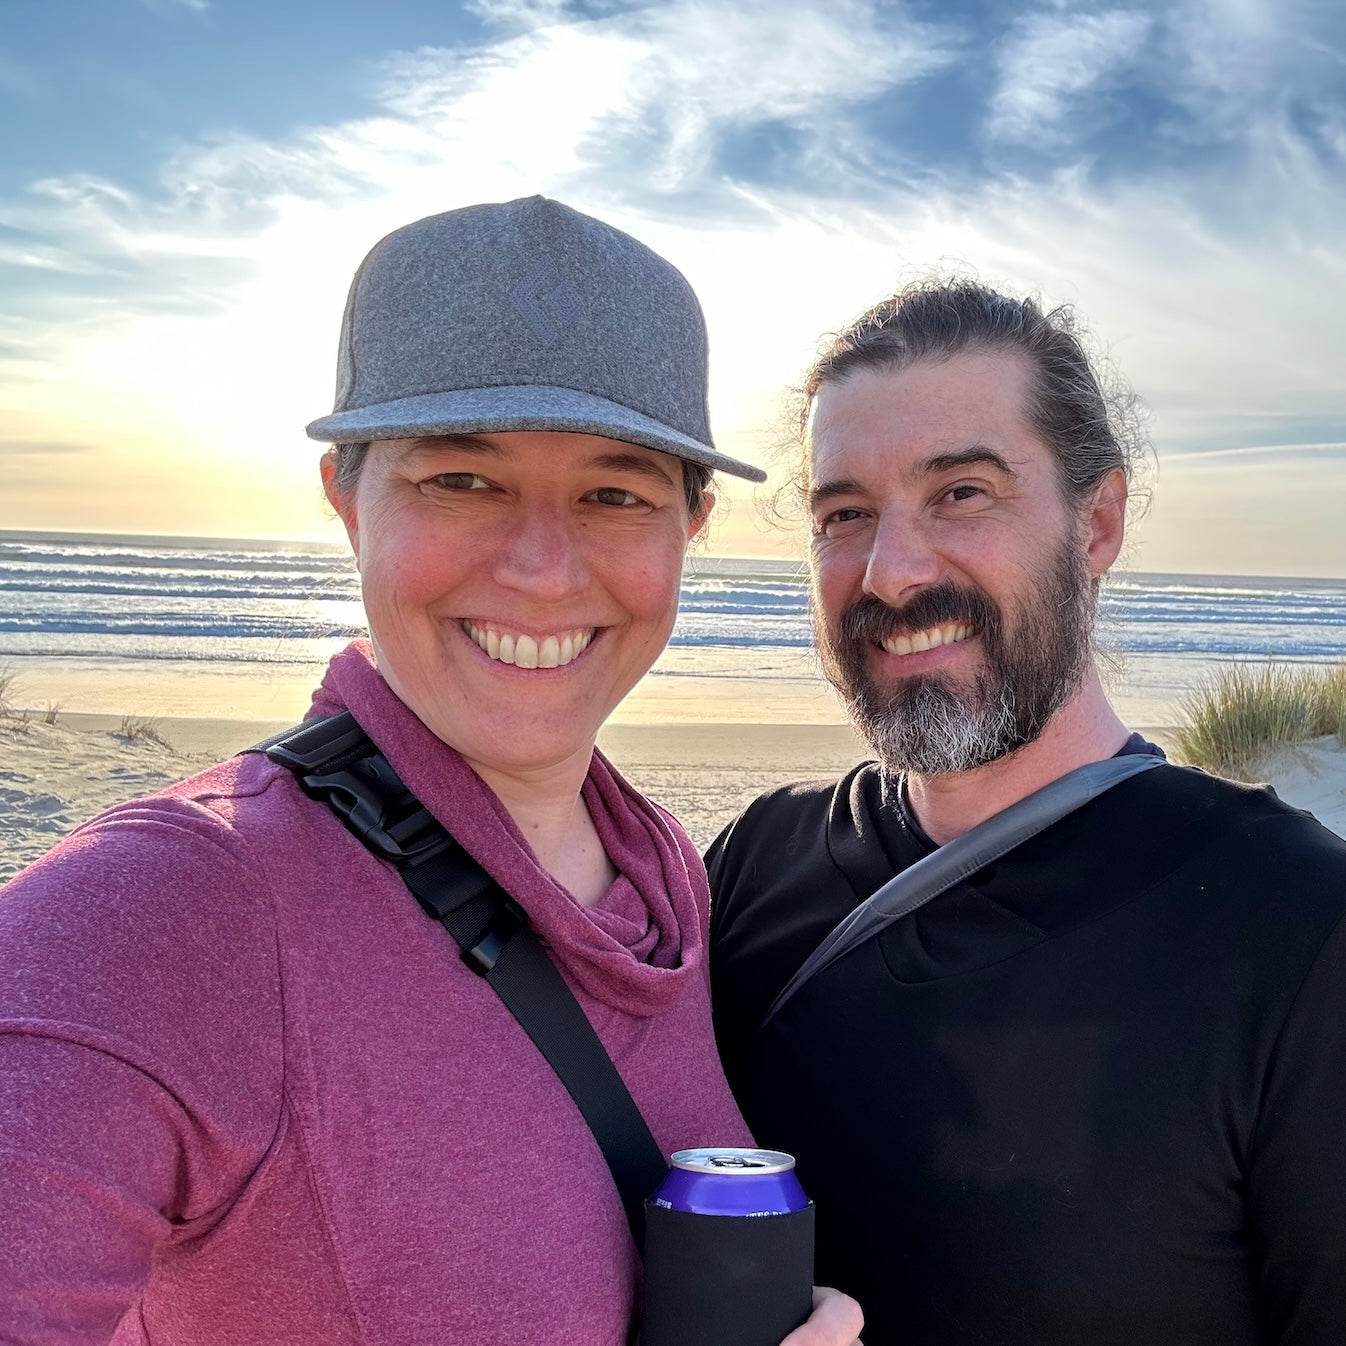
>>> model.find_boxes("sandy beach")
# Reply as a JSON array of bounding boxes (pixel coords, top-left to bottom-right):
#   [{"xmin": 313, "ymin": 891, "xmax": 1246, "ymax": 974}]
[
  {"xmin": 3, "ymin": 705, "xmax": 1343, "ymax": 886},
  {"xmin": 0, "ymin": 711, "xmax": 875, "ymax": 882}
]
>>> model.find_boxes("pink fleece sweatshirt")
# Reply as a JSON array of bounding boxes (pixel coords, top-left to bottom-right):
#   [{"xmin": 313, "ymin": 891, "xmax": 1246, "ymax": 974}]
[{"xmin": 0, "ymin": 643, "xmax": 752, "ymax": 1345}]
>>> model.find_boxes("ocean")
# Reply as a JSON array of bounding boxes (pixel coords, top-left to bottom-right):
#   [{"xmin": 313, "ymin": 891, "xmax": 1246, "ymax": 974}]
[{"xmin": 2, "ymin": 529, "xmax": 1344, "ymax": 726}]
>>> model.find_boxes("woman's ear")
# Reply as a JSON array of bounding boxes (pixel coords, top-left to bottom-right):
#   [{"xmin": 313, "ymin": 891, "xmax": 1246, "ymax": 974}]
[
  {"xmin": 688, "ymin": 491, "xmax": 716, "ymax": 543},
  {"xmin": 320, "ymin": 451, "xmax": 360, "ymax": 561}
]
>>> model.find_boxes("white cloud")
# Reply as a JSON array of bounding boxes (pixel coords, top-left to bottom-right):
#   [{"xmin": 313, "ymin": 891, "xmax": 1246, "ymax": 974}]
[
  {"xmin": 464, "ymin": 0, "xmax": 573, "ymax": 30},
  {"xmin": 0, "ymin": 240, "xmax": 112, "ymax": 274},
  {"xmin": 375, "ymin": 0, "xmax": 958, "ymax": 195},
  {"xmin": 988, "ymin": 8, "xmax": 1153, "ymax": 145},
  {"xmin": 1159, "ymin": 0, "xmax": 1346, "ymax": 151}
]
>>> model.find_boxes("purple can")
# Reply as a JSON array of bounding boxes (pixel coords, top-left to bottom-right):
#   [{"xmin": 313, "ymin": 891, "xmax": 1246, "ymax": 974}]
[{"xmin": 651, "ymin": 1148, "xmax": 809, "ymax": 1217}]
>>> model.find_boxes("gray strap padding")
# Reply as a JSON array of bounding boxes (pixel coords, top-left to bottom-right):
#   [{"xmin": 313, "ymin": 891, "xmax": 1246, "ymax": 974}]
[{"xmin": 762, "ymin": 754, "xmax": 1166, "ymax": 1027}]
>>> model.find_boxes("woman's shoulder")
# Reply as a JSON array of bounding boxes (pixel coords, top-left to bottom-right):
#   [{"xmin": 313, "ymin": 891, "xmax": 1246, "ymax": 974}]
[
  {"xmin": 0, "ymin": 751, "xmax": 295, "ymax": 1224},
  {"xmin": 0, "ymin": 749, "xmax": 309, "ymax": 940}
]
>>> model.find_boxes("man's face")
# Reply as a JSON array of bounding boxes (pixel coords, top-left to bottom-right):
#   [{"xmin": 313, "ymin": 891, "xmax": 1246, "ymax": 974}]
[{"xmin": 807, "ymin": 351, "xmax": 1110, "ymax": 777}]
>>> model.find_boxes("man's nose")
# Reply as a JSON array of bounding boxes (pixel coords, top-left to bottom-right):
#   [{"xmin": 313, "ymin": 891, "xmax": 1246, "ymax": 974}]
[
  {"xmin": 861, "ymin": 511, "xmax": 941, "ymax": 607},
  {"xmin": 491, "ymin": 504, "xmax": 591, "ymax": 600}
]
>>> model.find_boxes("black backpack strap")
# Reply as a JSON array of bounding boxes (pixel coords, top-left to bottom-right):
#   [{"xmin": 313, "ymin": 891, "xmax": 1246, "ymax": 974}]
[{"xmin": 249, "ymin": 713, "xmax": 668, "ymax": 1248}]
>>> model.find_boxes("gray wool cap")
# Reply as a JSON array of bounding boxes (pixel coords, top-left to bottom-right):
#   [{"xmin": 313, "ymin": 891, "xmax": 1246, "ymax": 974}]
[{"xmin": 306, "ymin": 195, "xmax": 766, "ymax": 483}]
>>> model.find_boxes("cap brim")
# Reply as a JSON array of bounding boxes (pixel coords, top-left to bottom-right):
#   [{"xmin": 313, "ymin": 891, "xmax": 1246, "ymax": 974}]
[{"xmin": 306, "ymin": 385, "xmax": 767, "ymax": 484}]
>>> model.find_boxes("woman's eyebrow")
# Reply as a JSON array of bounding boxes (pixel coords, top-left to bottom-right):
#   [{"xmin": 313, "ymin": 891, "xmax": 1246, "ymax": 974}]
[
  {"xmin": 589, "ymin": 451, "xmax": 678, "ymax": 488},
  {"xmin": 397, "ymin": 434, "xmax": 503, "ymax": 462}
]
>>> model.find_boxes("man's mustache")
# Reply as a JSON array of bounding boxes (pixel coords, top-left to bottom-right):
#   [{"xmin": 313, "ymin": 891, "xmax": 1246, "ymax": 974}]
[{"xmin": 837, "ymin": 585, "xmax": 1001, "ymax": 647}]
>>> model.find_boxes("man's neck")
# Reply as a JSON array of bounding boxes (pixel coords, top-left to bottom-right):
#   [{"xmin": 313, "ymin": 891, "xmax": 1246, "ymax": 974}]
[{"xmin": 903, "ymin": 667, "xmax": 1131, "ymax": 845}]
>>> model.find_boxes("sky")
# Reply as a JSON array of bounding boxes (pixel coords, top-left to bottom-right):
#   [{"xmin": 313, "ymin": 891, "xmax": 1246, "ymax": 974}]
[{"xmin": 1, "ymin": 0, "xmax": 1344, "ymax": 576}]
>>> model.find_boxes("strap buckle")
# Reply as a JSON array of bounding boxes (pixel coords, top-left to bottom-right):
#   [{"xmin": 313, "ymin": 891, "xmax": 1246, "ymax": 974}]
[
  {"xmin": 298, "ymin": 760, "xmax": 455, "ymax": 866},
  {"xmin": 462, "ymin": 900, "xmax": 527, "ymax": 975},
  {"xmin": 261, "ymin": 713, "xmax": 453, "ymax": 867}
]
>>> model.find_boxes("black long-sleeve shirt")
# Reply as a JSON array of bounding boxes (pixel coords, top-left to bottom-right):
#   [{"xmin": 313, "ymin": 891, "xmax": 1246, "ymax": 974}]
[{"xmin": 708, "ymin": 761, "xmax": 1346, "ymax": 1345}]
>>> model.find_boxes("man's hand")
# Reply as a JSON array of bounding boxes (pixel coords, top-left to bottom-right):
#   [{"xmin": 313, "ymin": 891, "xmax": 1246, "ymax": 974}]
[{"xmin": 780, "ymin": 1285, "xmax": 864, "ymax": 1346}]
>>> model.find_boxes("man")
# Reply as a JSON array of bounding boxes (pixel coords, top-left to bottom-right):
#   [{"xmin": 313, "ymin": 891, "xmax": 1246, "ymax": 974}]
[{"xmin": 708, "ymin": 280, "xmax": 1346, "ymax": 1345}]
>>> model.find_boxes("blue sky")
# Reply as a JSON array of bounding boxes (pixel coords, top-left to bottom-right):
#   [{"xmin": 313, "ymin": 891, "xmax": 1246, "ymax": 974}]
[{"xmin": 2, "ymin": 0, "xmax": 1345, "ymax": 573}]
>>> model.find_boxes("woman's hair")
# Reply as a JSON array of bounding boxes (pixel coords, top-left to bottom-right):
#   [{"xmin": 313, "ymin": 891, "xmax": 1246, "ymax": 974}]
[
  {"xmin": 329, "ymin": 441, "xmax": 714, "ymax": 519},
  {"xmin": 791, "ymin": 277, "xmax": 1146, "ymax": 507}
]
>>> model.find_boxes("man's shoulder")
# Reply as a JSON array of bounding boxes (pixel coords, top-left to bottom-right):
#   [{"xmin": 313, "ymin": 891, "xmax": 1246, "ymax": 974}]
[
  {"xmin": 740, "ymin": 760, "xmax": 878, "ymax": 819},
  {"xmin": 1082, "ymin": 760, "xmax": 1346, "ymax": 937},
  {"xmin": 1141, "ymin": 759, "xmax": 1346, "ymax": 853},
  {"xmin": 707, "ymin": 760, "xmax": 880, "ymax": 866}
]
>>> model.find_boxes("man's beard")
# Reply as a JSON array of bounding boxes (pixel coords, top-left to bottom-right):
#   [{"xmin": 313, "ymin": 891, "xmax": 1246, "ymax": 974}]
[{"xmin": 813, "ymin": 536, "xmax": 1096, "ymax": 777}]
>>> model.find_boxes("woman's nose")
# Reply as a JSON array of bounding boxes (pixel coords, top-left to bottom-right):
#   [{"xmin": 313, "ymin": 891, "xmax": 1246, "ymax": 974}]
[{"xmin": 490, "ymin": 504, "xmax": 591, "ymax": 600}]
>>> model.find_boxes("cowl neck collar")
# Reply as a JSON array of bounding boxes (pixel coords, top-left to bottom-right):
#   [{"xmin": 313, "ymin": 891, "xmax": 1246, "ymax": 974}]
[{"xmin": 309, "ymin": 642, "xmax": 706, "ymax": 1017}]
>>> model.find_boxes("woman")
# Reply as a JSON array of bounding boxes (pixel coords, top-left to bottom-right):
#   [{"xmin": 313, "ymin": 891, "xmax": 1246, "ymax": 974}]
[{"xmin": 0, "ymin": 198, "xmax": 859, "ymax": 1344}]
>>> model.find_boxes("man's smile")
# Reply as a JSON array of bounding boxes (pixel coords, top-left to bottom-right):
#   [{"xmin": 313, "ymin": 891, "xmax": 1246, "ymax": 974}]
[{"xmin": 879, "ymin": 622, "xmax": 977, "ymax": 657}]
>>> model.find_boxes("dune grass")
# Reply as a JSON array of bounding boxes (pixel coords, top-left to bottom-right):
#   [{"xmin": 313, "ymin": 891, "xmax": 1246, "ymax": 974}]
[
  {"xmin": 0, "ymin": 673, "xmax": 169, "ymax": 744},
  {"xmin": 118, "ymin": 715, "xmax": 173, "ymax": 749},
  {"xmin": 0, "ymin": 664, "xmax": 18, "ymax": 718},
  {"xmin": 1173, "ymin": 662, "xmax": 1346, "ymax": 781}
]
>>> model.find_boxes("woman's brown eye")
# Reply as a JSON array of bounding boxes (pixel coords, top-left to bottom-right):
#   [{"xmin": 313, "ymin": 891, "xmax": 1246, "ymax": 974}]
[
  {"xmin": 592, "ymin": 488, "xmax": 639, "ymax": 506},
  {"xmin": 432, "ymin": 473, "xmax": 487, "ymax": 490}
]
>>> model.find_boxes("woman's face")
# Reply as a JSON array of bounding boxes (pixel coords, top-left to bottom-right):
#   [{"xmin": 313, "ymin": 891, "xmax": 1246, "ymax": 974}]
[{"xmin": 323, "ymin": 431, "xmax": 707, "ymax": 782}]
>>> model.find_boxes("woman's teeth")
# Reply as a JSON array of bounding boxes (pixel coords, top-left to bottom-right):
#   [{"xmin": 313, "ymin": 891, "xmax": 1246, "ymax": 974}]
[
  {"xmin": 882, "ymin": 623, "xmax": 974, "ymax": 656},
  {"xmin": 463, "ymin": 621, "xmax": 595, "ymax": 669}
]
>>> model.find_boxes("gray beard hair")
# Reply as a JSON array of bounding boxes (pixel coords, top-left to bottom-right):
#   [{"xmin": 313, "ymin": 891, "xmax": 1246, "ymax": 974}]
[{"xmin": 846, "ymin": 669, "xmax": 1025, "ymax": 777}]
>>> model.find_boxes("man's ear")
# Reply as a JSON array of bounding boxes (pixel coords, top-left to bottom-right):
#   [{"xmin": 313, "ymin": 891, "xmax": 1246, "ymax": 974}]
[
  {"xmin": 320, "ymin": 451, "xmax": 360, "ymax": 562},
  {"xmin": 1082, "ymin": 467, "xmax": 1127, "ymax": 578}
]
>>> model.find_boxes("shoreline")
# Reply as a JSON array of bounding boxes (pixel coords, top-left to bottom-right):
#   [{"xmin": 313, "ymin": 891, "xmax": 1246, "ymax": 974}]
[{"xmin": 0, "ymin": 645, "xmax": 1290, "ymax": 734}]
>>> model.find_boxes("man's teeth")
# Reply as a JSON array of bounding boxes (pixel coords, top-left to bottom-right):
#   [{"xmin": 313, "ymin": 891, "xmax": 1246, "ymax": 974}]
[
  {"xmin": 881, "ymin": 623, "xmax": 974, "ymax": 657},
  {"xmin": 463, "ymin": 621, "xmax": 594, "ymax": 669}
]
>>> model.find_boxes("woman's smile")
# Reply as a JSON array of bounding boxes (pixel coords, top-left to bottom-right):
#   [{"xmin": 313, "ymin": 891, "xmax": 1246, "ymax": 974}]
[{"xmin": 461, "ymin": 619, "xmax": 597, "ymax": 669}]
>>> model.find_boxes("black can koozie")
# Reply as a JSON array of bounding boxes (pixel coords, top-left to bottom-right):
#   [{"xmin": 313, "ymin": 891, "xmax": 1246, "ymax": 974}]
[{"xmin": 641, "ymin": 1148, "xmax": 815, "ymax": 1346}]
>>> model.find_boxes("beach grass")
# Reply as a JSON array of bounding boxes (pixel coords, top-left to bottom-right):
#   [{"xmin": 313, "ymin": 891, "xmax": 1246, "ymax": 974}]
[
  {"xmin": 1173, "ymin": 662, "xmax": 1346, "ymax": 780},
  {"xmin": 118, "ymin": 715, "xmax": 173, "ymax": 749},
  {"xmin": 1318, "ymin": 665, "xmax": 1346, "ymax": 741},
  {"xmin": 0, "ymin": 664, "xmax": 18, "ymax": 718}
]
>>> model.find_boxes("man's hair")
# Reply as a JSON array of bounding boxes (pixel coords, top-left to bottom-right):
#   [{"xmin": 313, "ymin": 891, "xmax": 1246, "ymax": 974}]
[
  {"xmin": 328, "ymin": 441, "xmax": 715, "ymax": 519},
  {"xmin": 793, "ymin": 277, "xmax": 1146, "ymax": 508}
]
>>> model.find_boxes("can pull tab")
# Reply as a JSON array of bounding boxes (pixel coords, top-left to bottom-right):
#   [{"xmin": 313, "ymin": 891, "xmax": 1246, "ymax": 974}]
[{"xmin": 706, "ymin": 1155, "xmax": 770, "ymax": 1170}]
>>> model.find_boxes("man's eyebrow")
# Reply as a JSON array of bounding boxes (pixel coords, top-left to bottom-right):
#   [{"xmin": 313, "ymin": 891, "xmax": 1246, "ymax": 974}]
[
  {"xmin": 808, "ymin": 447, "xmax": 1018, "ymax": 511},
  {"xmin": 808, "ymin": 478, "xmax": 867, "ymax": 512},
  {"xmin": 919, "ymin": 446, "xmax": 1018, "ymax": 478},
  {"xmin": 590, "ymin": 450, "xmax": 678, "ymax": 488}
]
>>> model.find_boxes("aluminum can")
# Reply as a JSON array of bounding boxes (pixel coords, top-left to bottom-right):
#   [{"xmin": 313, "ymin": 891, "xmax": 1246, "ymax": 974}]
[{"xmin": 650, "ymin": 1147, "xmax": 809, "ymax": 1217}]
